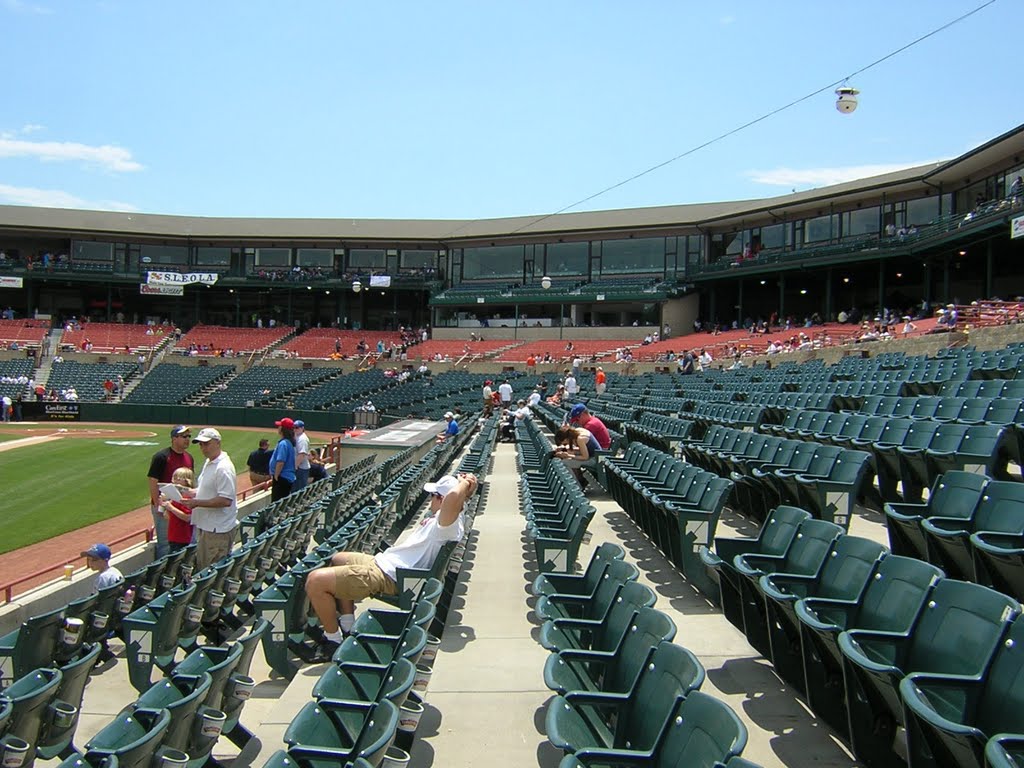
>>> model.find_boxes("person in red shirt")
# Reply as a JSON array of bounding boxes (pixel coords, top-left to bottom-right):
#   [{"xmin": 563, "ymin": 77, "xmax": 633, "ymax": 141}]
[
  {"xmin": 159, "ymin": 467, "xmax": 195, "ymax": 552},
  {"xmin": 594, "ymin": 367, "xmax": 607, "ymax": 395},
  {"xmin": 147, "ymin": 425, "xmax": 195, "ymax": 558},
  {"xmin": 567, "ymin": 403, "xmax": 612, "ymax": 450}
]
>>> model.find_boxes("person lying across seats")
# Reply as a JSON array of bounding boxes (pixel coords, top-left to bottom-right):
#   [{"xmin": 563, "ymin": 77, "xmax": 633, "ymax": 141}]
[{"xmin": 304, "ymin": 472, "xmax": 478, "ymax": 661}]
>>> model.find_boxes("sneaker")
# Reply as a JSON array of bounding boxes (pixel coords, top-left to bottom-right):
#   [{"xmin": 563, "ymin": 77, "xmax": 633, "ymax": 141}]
[{"xmin": 309, "ymin": 639, "xmax": 340, "ymax": 663}]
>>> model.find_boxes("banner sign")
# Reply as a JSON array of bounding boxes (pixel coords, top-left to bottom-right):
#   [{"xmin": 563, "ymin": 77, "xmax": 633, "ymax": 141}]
[
  {"xmin": 0, "ymin": 276, "xmax": 23, "ymax": 288},
  {"xmin": 369, "ymin": 275, "xmax": 392, "ymax": 288},
  {"xmin": 21, "ymin": 401, "xmax": 81, "ymax": 421},
  {"xmin": 146, "ymin": 271, "xmax": 219, "ymax": 287},
  {"xmin": 1012, "ymin": 215, "xmax": 1024, "ymax": 240},
  {"xmin": 140, "ymin": 283, "xmax": 185, "ymax": 296}
]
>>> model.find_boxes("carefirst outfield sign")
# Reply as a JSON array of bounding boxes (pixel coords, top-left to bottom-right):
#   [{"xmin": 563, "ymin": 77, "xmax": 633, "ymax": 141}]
[
  {"xmin": 139, "ymin": 283, "xmax": 185, "ymax": 296},
  {"xmin": 146, "ymin": 271, "xmax": 220, "ymax": 287},
  {"xmin": 22, "ymin": 401, "xmax": 81, "ymax": 421}
]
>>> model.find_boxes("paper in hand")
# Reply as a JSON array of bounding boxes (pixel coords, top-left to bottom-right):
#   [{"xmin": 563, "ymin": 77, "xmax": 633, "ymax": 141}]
[{"xmin": 159, "ymin": 483, "xmax": 183, "ymax": 501}]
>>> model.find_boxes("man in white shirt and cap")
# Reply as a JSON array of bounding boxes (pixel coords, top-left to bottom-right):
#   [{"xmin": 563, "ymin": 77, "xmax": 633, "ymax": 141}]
[{"xmin": 305, "ymin": 472, "xmax": 477, "ymax": 660}]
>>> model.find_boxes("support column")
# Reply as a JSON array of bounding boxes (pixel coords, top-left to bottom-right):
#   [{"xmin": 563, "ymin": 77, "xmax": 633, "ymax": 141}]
[
  {"xmin": 986, "ymin": 242, "xmax": 994, "ymax": 299},
  {"xmin": 825, "ymin": 269, "xmax": 833, "ymax": 321},
  {"xmin": 736, "ymin": 280, "xmax": 744, "ymax": 325},
  {"xmin": 778, "ymin": 274, "xmax": 785, "ymax": 320},
  {"xmin": 878, "ymin": 263, "xmax": 886, "ymax": 312},
  {"xmin": 942, "ymin": 256, "xmax": 951, "ymax": 304}
]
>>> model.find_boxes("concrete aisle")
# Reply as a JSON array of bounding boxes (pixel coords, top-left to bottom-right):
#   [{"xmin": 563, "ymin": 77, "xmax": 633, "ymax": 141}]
[{"xmin": 411, "ymin": 443, "xmax": 558, "ymax": 767}]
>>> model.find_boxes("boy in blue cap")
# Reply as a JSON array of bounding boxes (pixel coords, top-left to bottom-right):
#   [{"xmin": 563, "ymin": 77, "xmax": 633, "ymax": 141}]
[{"xmin": 81, "ymin": 543, "xmax": 124, "ymax": 592}]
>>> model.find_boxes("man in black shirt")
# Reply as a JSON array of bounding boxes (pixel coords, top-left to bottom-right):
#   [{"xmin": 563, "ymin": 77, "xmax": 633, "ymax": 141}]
[{"xmin": 246, "ymin": 438, "xmax": 273, "ymax": 488}]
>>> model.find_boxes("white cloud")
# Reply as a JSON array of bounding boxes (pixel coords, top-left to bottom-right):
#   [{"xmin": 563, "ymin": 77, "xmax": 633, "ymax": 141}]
[
  {"xmin": 0, "ymin": 183, "xmax": 137, "ymax": 212},
  {"xmin": 746, "ymin": 160, "xmax": 946, "ymax": 189},
  {"xmin": 1, "ymin": 0, "xmax": 53, "ymax": 14},
  {"xmin": 19, "ymin": 124, "xmax": 44, "ymax": 135},
  {"xmin": 0, "ymin": 137, "xmax": 143, "ymax": 172},
  {"xmin": 720, "ymin": 15, "xmax": 735, "ymax": 24}
]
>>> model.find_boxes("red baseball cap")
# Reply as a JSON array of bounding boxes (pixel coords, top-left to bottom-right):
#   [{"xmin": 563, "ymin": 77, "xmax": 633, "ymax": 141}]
[{"xmin": 275, "ymin": 417, "xmax": 295, "ymax": 429}]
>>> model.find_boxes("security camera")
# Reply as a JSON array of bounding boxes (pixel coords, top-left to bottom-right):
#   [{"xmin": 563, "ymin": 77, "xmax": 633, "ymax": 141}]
[{"xmin": 835, "ymin": 86, "xmax": 859, "ymax": 114}]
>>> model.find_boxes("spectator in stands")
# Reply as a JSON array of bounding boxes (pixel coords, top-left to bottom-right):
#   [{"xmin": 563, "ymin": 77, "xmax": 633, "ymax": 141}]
[
  {"xmin": 147, "ymin": 426, "xmax": 195, "ymax": 559},
  {"xmin": 572, "ymin": 355, "xmax": 582, "ymax": 376},
  {"xmin": 439, "ymin": 411, "xmax": 459, "ymax": 441},
  {"xmin": 309, "ymin": 449, "xmax": 329, "ymax": 483},
  {"xmin": 594, "ymin": 366, "xmax": 607, "ymax": 395},
  {"xmin": 246, "ymin": 438, "xmax": 273, "ymax": 487},
  {"xmin": 293, "ymin": 420, "xmax": 311, "ymax": 491},
  {"xmin": 270, "ymin": 418, "xmax": 297, "ymax": 501},
  {"xmin": 902, "ymin": 316, "xmax": 918, "ymax": 335},
  {"xmin": 528, "ymin": 387, "xmax": 542, "ymax": 407},
  {"xmin": 1, "ymin": 394, "xmax": 10, "ymax": 422},
  {"xmin": 563, "ymin": 370, "xmax": 578, "ymax": 401},
  {"xmin": 159, "ymin": 467, "xmax": 195, "ymax": 553},
  {"xmin": 304, "ymin": 472, "xmax": 477, "ymax": 660},
  {"xmin": 498, "ymin": 379, "xmax": 513, "ymax": 407},
  {"xmin": 183, "ymin": 428, "xmax": 238, "ymax": 570},
  {"xmin": 551, "ymin": 425, "xmax": 600, "ymax": 492},
  {"xmin": 81, "ymin": 543, "xmax": 123, "ymax": 592},
  {"xmin": 567, "ymin": 403, "xmax": 612, "ymax": 450}
]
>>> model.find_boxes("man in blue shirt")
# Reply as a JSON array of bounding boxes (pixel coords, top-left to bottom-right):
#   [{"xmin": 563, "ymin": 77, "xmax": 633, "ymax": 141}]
[{"xmin": 440, "ymin": 411, "xmax": 459, "ymax": 440}]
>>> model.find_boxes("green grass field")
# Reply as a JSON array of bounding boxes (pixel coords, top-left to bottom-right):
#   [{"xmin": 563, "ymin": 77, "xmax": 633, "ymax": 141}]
[{"xmin": 0, "ymin": 425, "xmax": 277, "ymax": 554}]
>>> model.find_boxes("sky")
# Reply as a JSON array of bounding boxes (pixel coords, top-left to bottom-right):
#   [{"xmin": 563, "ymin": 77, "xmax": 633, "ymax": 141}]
[{"xmin": 0, "ymin": 0, "xmax": 1019, "ymax": 224}]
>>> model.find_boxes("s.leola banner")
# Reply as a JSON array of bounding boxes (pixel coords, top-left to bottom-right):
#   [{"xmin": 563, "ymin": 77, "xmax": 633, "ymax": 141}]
[{"xmin": 146, "ymin": 271, "xmax": 220, "ymax": 286}]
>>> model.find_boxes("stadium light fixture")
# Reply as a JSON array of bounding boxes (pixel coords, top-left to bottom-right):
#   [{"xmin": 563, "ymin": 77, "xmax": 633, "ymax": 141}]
[
  {"xmin": 541, "ymin": 275, "xmax": 552, "ymax": 290},
  {"xmin": 352, "ymin": 280, "xmax": 362, "ymax": 293},
  {"xmin": 836, "ymin": 86, "xmax": 859, "ymax": 114}
]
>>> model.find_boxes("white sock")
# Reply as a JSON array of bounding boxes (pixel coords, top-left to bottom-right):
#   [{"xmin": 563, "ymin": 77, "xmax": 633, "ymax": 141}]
[
  {"xmin": 339, "ymin": 613, "xmax": 355, "ymax": 633},
  {"xmin": 324, "ymin": 629, "xmax": 343, "ymax": 643}
]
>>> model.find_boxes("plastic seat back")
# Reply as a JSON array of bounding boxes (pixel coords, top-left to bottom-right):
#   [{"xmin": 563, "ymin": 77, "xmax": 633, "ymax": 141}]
[
  {"xmin": 850, "ymin": 555, "xmax": 945, "ymax": 634},
  {"xmin": 650, "ymin": 691, "xmax": 748, "ymax": 768},
  {"xmin": 905, "ymin": 580, "xmax": 1020, "ymax": 676},
  {"xmin": 3, "ymin": 667, "xmax": 62, "ymax": 761},
  {"xmin": 619, "ymin": 642, "xmax": 707, "ymax": 748},
  {"xmin": 764, "ymin": 519, "xmax": 844, "ymax": 579},
  {"xmin": 84, "ymin": 708, "xmax": 172, "ymax": 768}
]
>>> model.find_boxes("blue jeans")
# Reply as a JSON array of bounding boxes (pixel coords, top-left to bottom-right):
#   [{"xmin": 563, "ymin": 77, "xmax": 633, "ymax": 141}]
[
  {"xmin": 151, "ymin": 505, "xmax": 169, "ymax": 559},
  {"xmin": 293, "ymin": 467, "xmax": 310, "ymax": 491}
]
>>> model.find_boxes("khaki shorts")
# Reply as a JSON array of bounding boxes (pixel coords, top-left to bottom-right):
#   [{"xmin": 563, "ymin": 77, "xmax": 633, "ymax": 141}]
[{"xmin": 331, "ymin": 552, "xmax": 398, "ymax": 600}]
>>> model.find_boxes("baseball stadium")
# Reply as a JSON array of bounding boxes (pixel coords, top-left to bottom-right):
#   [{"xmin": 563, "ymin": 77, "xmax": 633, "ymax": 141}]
[
  {"xmin": 3, "ymin": 1, "xmax": 1024, "ymax": 763},
  {"xmin": 0, "ymin": 116, "xmax": 1021, "ymax": 768}
]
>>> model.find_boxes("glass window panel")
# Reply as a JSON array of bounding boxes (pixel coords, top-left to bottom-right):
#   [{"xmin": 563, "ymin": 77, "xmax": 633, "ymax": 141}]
[
  {"xmin": 296, "ymin": 248, "xmax": 333, "ymax": 266},
  {"xmin": 543, "ymin": 242, "xmax": 587, "ymax": 276},
  {"xmin": 400, "ymin": 249, "xmax": 436, "ymax": 269},
  {"xmin": 255, "ymin": 248, "xmax": 291, "ymax": 266},
  {"xmin": 599, "ymin": 238, "xmax": 663, "ymax": 274},
  {"xmin": 72, "ymin": 241, "xmax": 114, "ymax": 262},
  {"xmin": 348, "ymin": 249, "xmax": 386, "ymax": 269},
  {"xmin": 804, "ymin": 214, "xmax": 836, "ymax": 243},
  {"xmin": 462, "ymin": 245, "xmax": 523, "ymax": 280},
  {"xmin": 140, "ymin": 244, "xmax": 188, "ymax": 265},
  {"xmin": 844, "ymin": 206, "xmax": 880, "ymax": 237},
  {"xmin": 760, "ymin": 223, "xmax": 786, "ymax": 249},
  {"xmin": 195, "ymin": 247, "xmax": 231, "ymax": 266},
  {"xmin": 906, "ymin": 196, "xmax": 939, "ymax": 225}
]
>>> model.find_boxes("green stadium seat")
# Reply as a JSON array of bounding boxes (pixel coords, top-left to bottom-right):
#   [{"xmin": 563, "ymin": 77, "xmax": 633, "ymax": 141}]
[
  {"xmin": 36, "ymin": 642, "xmax": 102, "ymax": 760},
  {"xmin": 128, "ymin": 673, "xmax": 212, "ymax": 756},
  {"xmin": 536, "ymin": 560, "xmax": 640, "ymax": 623},
  {"xmin": 901, "ymin": 614, "xmax": 1024, "ymax": 768},
  {"xmin": 758, "ymin": 536, "xmax": 886, "ymax": 692},
  {"xmin": 532, "ymin": 542, "xmax": 626, "ymax": 598},
  {"xmin": 0, "ymin": 607, "xmax": 65, "ymax": 687},
  {"xmin": 839, "ymin": 580, "xmax": 1019, "ymax": 767},
  {"xmin": 564, "ymin": 691, "xmax": 747, "ymax": 768},
  {"xmin": 283, "ymin": 699, "xmax": 398, "ymax": 768},
  {"xmin": 2, "ymin": 667, "xmax": 62, "ymax": 765},
  {"xmin": 700, "ymin": 506, "xmax": 810, "ymax": 630},
  {"xmin": 312, "ymin": 657, "xmax": 416, "ymax": 706},
  {"xmin": 795, "ymin": 554, "xmax": 943, "ymax": 737},
  {"xmin": 884, "ymin": 471, "xmax": 989, "ymax": 560},
  {"xmin": 83, "ymin": 708, "xmax": 171, "ymax": 768},
  {"xmin": 732, "ymin": 518, "xmax": 843, "ymax": 658},
  {"xmin": 546, "ymin": 641, "xmax": 706, "ymax": 755},
  {"xmin": 122, "ymin": 582, "xmax": 197, "ymax": 692},
  {"xmin": 971, "ymin": 503, "xmax": 1024, "ymax": 602},
  {"xmin": 923, "ymin": 480, "xmax": 1024, "ymax": 581},
  {"xmin": 539, "ymin": 581, "xmax": 657, "ymax": 654},
  {"xmin": 543, "ymin": 606, "xmax": 679, "ymax": 697},
  {"xmin": 985, "ymin": 736, "xmax": 1024, "ymax": 768}
]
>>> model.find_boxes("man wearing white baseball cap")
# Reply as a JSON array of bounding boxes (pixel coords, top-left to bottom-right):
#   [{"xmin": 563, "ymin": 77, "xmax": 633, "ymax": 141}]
[
  {"xmin": 180, "ymin": 428, "xmax": 238, "ymax": 569},
  {"xmin": 305, "ymin": 471, "xmax": 477, "ymax": 661}
]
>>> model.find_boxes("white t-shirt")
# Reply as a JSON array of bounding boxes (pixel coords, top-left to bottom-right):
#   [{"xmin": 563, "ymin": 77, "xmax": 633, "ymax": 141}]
[
  {"xmin": 498, "ymin": 383, "xmax": 513, "ymax": 402},
  {"xmin": 564, "ymin": 376, "xmax": 578, "ymax": 395},
  {"xmin": 96, "ymin": 566, "xmax": 123, "ymax": 591},
  {"xmin": 375, "ymin": 512, "xmax": 464, "ymax": 581},
  {"xmin": 528, "ymin": 392, "xmax": 541, "ymax": 407},
  {"xmin": 515, "ymin": 406, "xmax": 532, "ymax": 421},
  {"xmin": 193, "ymin": 452, "xmax": 238, "ymax": 533},
  {"xmin": 295, "ymin": 432, "xmax": 311, "ymax": 470}
]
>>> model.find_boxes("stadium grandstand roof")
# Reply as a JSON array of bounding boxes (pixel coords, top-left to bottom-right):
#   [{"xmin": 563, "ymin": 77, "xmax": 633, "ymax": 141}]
[{"xmin": 0, "ymin": 123, "xmax": 1021, "ymax": 243}]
